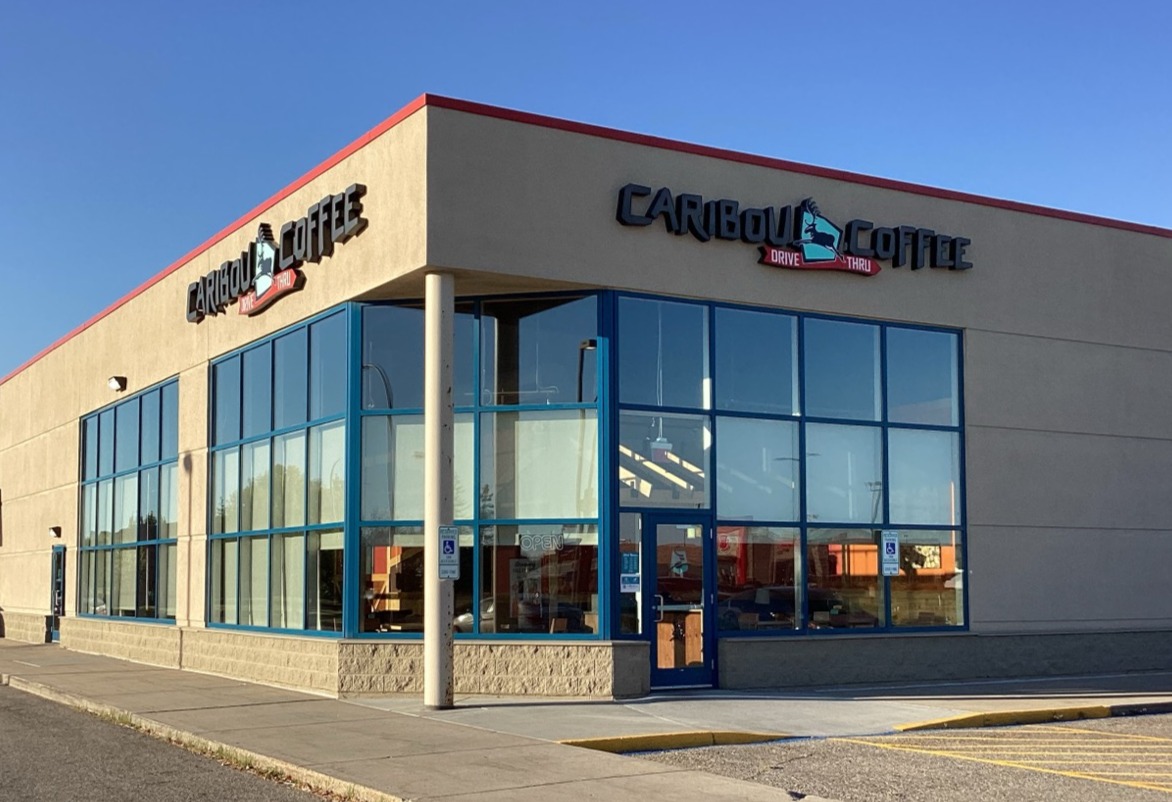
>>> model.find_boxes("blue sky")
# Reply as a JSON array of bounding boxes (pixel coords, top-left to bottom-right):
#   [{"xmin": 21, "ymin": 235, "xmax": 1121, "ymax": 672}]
[{"xmin": 1, "ymin": 1, "xmax": 1169, "ymax": 378}]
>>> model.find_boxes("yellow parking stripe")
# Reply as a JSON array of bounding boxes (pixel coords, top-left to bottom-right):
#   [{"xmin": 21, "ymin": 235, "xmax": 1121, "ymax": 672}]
[
  {"xmin": 1034, "ymin": 725, "xmax": 1172, "ymax": 743},
  {"xmin": 835, "ymin": 737, "xmax": 1172, "ymax": 794}
]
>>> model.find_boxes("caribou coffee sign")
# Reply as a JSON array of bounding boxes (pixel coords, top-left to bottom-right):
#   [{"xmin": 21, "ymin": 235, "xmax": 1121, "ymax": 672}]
[
  {"xmin": 616, "ymin": 183, "xmax": 972, "ymax": 276},
  {"xmin": 186, "ymin": 183, "xmax": 367, "ymax": 322}
]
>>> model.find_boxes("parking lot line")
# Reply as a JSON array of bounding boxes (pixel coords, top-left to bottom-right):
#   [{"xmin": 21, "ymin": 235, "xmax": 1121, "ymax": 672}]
[{"xmin": 836, "ymin": 735, "xmax": 1172, "ymax": 795}]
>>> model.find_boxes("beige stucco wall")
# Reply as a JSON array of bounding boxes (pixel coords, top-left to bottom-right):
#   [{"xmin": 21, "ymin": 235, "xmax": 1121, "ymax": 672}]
[
  {"xmin": 425, "ymin": 106, "xmax": 1172, "ymax": 635},
  {"xmin": 0, "ymin": 107, "xmax": 430, "ymax": 623}
]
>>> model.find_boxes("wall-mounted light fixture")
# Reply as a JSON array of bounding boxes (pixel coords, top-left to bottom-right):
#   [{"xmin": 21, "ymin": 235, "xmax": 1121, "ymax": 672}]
[
  {"xmin": 107, "ymin": 376, "xmax": 127, "ymax": 392},
  {"xmin": 48, "ymin": 526, "xmax": 62, "ymax": 538}
]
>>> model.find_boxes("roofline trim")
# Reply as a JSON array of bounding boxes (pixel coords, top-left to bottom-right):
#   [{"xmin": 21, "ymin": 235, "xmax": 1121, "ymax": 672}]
[{"xmin": 4, "ymin": 92, "xmax": 1168, "ymax": 387}]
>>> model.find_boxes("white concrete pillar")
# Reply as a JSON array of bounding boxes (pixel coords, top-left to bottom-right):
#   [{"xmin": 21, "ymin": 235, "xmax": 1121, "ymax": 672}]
[{"xmin": 423, "ymin": 272, "xmax": 455, "ymax": 709}]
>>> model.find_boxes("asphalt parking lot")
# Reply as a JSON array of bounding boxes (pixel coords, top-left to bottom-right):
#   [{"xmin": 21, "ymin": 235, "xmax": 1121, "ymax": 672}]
[{"xmin": 642, "ymin": 713, "xmax": 1172, "ymax": 801}]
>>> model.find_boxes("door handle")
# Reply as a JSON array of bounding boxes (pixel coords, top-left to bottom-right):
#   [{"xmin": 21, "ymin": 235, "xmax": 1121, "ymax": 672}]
[{"xmin": 654, "ymin": 594, "xmax": 665, "ymax": 623}]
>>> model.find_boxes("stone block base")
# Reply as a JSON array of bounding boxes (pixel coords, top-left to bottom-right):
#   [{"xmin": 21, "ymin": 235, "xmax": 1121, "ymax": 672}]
[
  {"xmin": 718, "ymin": 630, "xmax": 1172, "ymax": 689},
  {"xmin": 0, "ymin": 611, "xmax": 50, "ymax": 644}
]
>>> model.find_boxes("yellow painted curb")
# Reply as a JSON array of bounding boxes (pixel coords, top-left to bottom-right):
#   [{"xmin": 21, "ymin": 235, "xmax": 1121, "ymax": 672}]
[
  {"xmin": 561, "ymin": 730, "xmax": 787, "ymax": 753},
  {"xmin": 896, "ymin": 705, "xmax": 1112, "ymax": 732}
]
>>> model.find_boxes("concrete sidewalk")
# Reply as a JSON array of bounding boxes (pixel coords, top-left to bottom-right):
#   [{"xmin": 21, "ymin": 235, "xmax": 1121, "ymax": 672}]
[{"xmin": 4, "ymin": 640, "xmax": 1172, "ymax": 801}]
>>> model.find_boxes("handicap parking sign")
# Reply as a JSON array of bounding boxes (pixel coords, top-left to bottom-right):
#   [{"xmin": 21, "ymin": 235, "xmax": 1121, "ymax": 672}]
[{"xmin": 439, "ymin": 525, "xmax": 460, "ymax": 579}]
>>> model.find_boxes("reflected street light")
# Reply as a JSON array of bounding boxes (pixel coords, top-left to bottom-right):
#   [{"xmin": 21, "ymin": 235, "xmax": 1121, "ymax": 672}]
[{"xmin": 576, "ymin": 339, "xmax": 597, "ymax": 403}]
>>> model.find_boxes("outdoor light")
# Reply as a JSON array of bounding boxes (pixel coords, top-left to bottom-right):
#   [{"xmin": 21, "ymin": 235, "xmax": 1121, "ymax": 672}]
[
  {"xmin": 48, "ymin": 526, "xmax": 61, "ymax": 538},
  {"xmin": 107, "ymin": 376, "xmax": 127, "ymax": 392}
]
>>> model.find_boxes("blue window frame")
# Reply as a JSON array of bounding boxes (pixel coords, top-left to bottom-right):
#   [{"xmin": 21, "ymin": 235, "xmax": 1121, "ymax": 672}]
[
  {"xmin": 207, "ymin": 308, "xmax": 348, "ymax": 635},
  {"xmin": 613, "ymin": 292, "xmax": 967, "ymax": 638},
  {"xmin": 78, "ymin": 379, "xmax": 179, "ymax": 622}
]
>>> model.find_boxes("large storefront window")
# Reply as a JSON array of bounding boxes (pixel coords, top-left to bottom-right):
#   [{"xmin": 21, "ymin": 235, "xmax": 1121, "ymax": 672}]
[
  {"xmin": 208, "ymin": 310, "xmax": 346, "ymax": 632},
  {"xmin": 617, "ymin": 295, "xmax": 966, "ymax": 635},
  {"xmin": 79, "ymin": 380, "xmax": 178, "ymax": 621},
  {"xmin": 357, "ymin": 296, "xmax": 601, "ymax": 638}
]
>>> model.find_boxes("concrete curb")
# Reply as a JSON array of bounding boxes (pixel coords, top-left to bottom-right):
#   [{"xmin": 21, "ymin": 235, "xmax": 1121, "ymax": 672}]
[
  {"xmin": 896, "ymin": 701, "xmax": 1172, "ymax": 732},
  {"xmin": 561, "ymin": 730, "xmax": 788, "ymax": 753},
  {"xmin": 6, "ymin": 676, "xmax": 406, "ymax": 802}
]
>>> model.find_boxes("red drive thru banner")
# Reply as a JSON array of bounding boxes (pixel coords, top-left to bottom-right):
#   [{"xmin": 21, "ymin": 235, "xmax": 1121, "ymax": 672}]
[
  {"xmin": 758, "ymin": 245, "xmax": 881, "ymax": 277},
  {"xmin": 239, "ymin": 269, "xmax": 301, "ymax": 316}
]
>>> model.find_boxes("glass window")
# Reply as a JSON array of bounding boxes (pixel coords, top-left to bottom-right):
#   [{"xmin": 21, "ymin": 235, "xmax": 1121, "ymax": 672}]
[
  {"xmin": 239, "ymin": 536, "xmax": 269, "ymax": 627},
  {"xmin": 360, "ymin": 526, "xmax": 422, "ymax": 633},
  {"xmin": 309, "ymin": 421, "xmax": 346, "ymax": 524},
  {"xmin": 273, "ymin": 431, "xmax": 306, "ymax": 528},
  {"xmin": 887, "ymin": 328, "xmax": 959, "ymax": 426},
  {"xmin": 618, "ymin": 513, "xmax": 642, "ymax": 635},
  {"xmin": 113, "ymin": 474, "xmax": 138, "ymax": 544},
  {"xmin": 93, "ymin": 550, "xmax": 110, "ymax": 615},
  {"xmin": 715, "ymin": 308, "xmax": 798, "ymax": 415},
  {"xmin": 81, "ymin": 484, "xmax": 97, "ymax": 547},
  {"xmin": 481, "ymin": 296, "xmax": 597, "ymax": 406},
  {"xmin": 242, "ymin": 343, "xmax": 272, "ymax": 438},
  {"xmin": 79, "ymin": 551, "xmax": 93, "ymax": 614},
  {"xmin": 111, "ymin": 548, "xmax": 137, "ymax": 616},
  {"xmin": 140, "ymin": 390, "xmax": 160, "ymax": 465},
  {"xmin": 82, "ymin": 417, "xmax": 99, "ymax": 481},
  {"xmin": 136, "ymin": 545, "xmax": 157, "ymax": 618},
  {"xmin": 890, "ymin": 529, "xmax": 965, "ymax": 627},
  {"xmin": 361, "ymin": 414, "xmax": 474, "ymax": 521},
  {"xmin": 804, "ymin": 318, "xmax": 880, "ymax": 421},
  {"xmin": 270, "ymin": 533, "xmax": 305, "ymax": 629},
  {"xmin": 618, "ymin": 411, "xmax": 709, "ymax": 509},
  {"xmin": 159, "ymin": 543, "xmax": 177, "ymax": 620},
  {"xmin": 619, "ymin": 297, "xmax": 708, "ymax": 409},
  {"xmin": 310, "ymin": 312, "xmax": 347, "ymax": 420},
  {"xmin": 362, "ymin": 305, "xmax": 424, "ymax": 410},
  {"xmin": 138, "ymin": 467, "xmax": 159, "ymax": 541},
  {"xmin": 159, "ymin": 463, "xmax": 178, "ymax": 539},
  {"xmin": 715, "ymin": 417, "xmax": 799, "ymax": 522},
  {"xmin": 98, "ymin": 409, "xmax": 114, "ymax": 476},
  {"xmin": 888, "ymin": 429, "xmax": 961, "ymax": 525},
  {"xmin": 478, "ymin": 524, "xmax": 599, "ymax": 634},
  {"xmin": 240, "ymin": 440, "xmax": 271, "ymax": 532},
  {"xmin": 161, "ymin": 382, "xmax": 179, "ymax": 460},
  {"xmin": 806, "ymin": 528, "xmax": 883, "ymax": 629},
  {"xmin": 97, "ymin": 479, "xmax": 113, "ymax": 546},
  {"xmin": 273, "ymin": 328, "xmax": 308, "ymax": 429},
  {"xmin": 806, "ymin": 423, "xmax": 883, "ymax": 525},
  {"xmin": 213, "ymin": 357, "xmax": 241, "ymax": 446},
  {"xmin": 210, "ymin": 538, "xmax": 239, "ymax": 624},
  {"xmin": 211, "ymin": 448, "xmax": 240, "ymax": 535},
  {"xmin": 114, "ymin": 398, "xmax": 140, "ymax": 473},
  {"xmin": 715, "ymin": 526, "xmax": 800, "ymax": 632},
  {"xmin": 307, "ymin": 529, "xmax": 344, "ymax": 632},
  {"xmin": 480, "ymin": 410, "xmax": 598, "ymax": 520}
]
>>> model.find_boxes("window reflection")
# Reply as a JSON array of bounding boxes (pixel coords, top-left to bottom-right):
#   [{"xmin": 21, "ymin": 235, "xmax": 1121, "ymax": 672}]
[
  {"xmin": 360, "ymin": 526, "xmax": 474, "ymax": 633},
  {"xmin": 715, "ymin": 527, "xmax": 799, "ymax": 632},
  {"xmin": 618, "ymin": 411, "xmax": 709, "ymax": 509},
  {"xmin": 715, "ymin": 417, "xmax": 799, "ymax": 521},
  {"xmin": 890, "ymin": 530, "xmax": 964, "ymax": 627},
  {"xmin": 805, "ymin": 424, "xmax": 883, "ymax": 525},
  {"xmin": 804, "ymin": 318, "xmax": 880, "ymax": 421},
  {"xmin": 806, "ymin": 529, "xmax": 883, "ymax": 629},
  {"xmin": 362, "ymin": 304, "xmax": 475, "ymax": 410},
  {"xmin": 476, "ymin": 525, "xmax": 598, "ymax": 634},
  {"xmin": 619, "ymin": 297, "xmax": 708, "ymax": 409},
  {"xmin": 480, "ymin": 410, "xmax": 598, "ymax": 519},
  {"xmin": 715, "ymin": 308, "xmax": 797, "ymax": 414},
  {"xmin": 887, "ymin": 328, "xmax": 958, "ymax": 425},
  {"xmin": 362, "ymin": 414, "xmax": 475, "ymax": 521},
  {"xmin": 481, "ymin": 296, "xmax": 597, "ymax": 406},
  {"xmin": 888, "ymin": 429, "xmax": 960, "ymax": 525}
]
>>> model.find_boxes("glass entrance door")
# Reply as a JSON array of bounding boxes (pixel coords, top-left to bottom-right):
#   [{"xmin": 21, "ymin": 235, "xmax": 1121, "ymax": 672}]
[
  {"xmin": 646, "ymin": 515, "xmax": 712, "ymax": 687},
  {"xmin": 49, "ymin": 545, "xmax": 65, "ymax": 642}
]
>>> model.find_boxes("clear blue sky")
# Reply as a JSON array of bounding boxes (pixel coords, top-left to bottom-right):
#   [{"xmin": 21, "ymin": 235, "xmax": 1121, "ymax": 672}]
[{"xmin": 2, "ymin": 1, "xmax": 1169, "ymax": 379}]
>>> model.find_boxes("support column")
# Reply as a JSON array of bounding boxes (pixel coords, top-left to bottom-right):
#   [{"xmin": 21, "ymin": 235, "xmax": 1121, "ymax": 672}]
[{"xmin": 424, "ymin": 272, "xmax": 455, "ymax": 709}]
